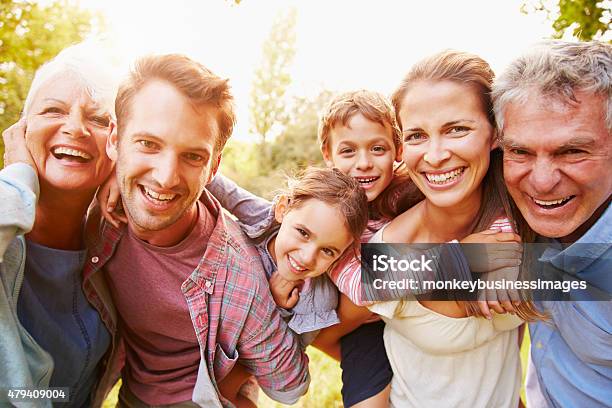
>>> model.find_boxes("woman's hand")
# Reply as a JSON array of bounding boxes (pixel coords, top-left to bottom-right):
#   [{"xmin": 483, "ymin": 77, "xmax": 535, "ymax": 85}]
[
  {"xmin": 96, "ymin": 172, "xmax": 127, "ymax": 228},
  {"xmin": 269, "ymin": 271, "xmax": 303, "ymax": 309},
  {"xmin": 2, "ymin": 119, "xmax": 35, "ymax": 171},
  {"xmin": 460, "ymin": 230, "xmax": 522, "ymax": 318}
]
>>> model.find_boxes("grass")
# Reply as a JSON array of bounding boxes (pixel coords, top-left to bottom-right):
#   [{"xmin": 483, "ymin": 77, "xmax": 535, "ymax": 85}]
[{"xmin": 103, "ymin": 333, "xmax": 531, "ymax": 407}]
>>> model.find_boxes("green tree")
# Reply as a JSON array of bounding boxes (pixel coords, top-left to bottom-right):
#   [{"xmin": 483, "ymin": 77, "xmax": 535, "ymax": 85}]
[
  {"xmin": 0, "ymin": 0, "xmax": 98, "ymax": 165},
  {"xmin": 249, "ymin": 7, "xmax": 297, "ymax": 170},
  {"xmin": 522, "ymin": 0, "xmax": 611, "ymax": 40}
]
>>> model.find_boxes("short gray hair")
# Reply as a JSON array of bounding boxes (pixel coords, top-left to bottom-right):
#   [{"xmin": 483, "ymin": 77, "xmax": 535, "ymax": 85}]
[
  {"xmin": 493, "ymin": 40, "xmax": 612, "ymax": 134},
  {"xmin": 23, "ymin": 40, "xmax": 120, "ymax": 119}
]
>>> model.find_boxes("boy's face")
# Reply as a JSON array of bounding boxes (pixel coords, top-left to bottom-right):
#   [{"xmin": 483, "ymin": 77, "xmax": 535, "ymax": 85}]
[{"xmin": 323, "ymin": 113, "xmax": 401, "ymax": 202}]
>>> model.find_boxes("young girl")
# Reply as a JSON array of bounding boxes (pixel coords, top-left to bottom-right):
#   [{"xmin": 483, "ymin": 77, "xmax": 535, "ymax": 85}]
[{"xmin": 366, "ymin": 50, "xmax": 542, "ymax": 407}]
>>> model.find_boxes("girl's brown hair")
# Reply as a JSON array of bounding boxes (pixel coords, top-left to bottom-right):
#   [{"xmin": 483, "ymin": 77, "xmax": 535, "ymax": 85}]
[
  {"xmin": 388, "ymin": 50, "xmax": 544, "ymax": 321},
  {"xmin": 282, "ymin": 167, "xmax": 369, "ymax": 246}
]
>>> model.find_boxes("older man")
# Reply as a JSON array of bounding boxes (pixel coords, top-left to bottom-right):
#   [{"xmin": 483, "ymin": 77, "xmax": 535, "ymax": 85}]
[
  {"xmin": 493, "ymin": 40, "xmax": 611, "ymax": 407},
  {"xmin": 82, "ymin": 54, "xmax": 309, "ymax": 407}
]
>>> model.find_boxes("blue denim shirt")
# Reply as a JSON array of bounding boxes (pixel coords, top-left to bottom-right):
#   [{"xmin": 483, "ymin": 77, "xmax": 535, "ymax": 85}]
[{"xmin": 527, "ymin": 203, "xmax": 612, "ymax": 407}]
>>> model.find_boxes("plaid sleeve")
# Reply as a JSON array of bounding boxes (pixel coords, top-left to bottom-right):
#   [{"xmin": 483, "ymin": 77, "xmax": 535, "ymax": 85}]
[{"xmin": 236, "ymin": 260, "xmax": 310, "ymax": 404}]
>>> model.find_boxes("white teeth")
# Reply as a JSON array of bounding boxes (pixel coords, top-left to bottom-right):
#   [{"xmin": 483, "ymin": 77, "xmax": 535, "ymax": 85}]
[
  {"xmin": 425, "ymin": 168, "xmax": 464, "ymax": 184},
  {"xmin": 144, "ymin": 187, "xmax": 176, "ymax": 201},
  {"xmin": 53, "ymin": 146, "xmax": 92, "ymax": 160},
  {"xmin": 533, "ymin": 196, "xmax": 572, "ymax": 206},
  {"xmin": 356, "ymin": 176, "xmax": 379, "ymax": 184},
  {"xmin": 288, "ymin": 256, "xmax": 307, "ymax": 272}
]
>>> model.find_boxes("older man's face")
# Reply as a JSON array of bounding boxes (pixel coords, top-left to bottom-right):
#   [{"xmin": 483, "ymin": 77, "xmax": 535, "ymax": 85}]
[{"xmin": 502, "ymin": 91, "xmax": 611, "ymax": 241}]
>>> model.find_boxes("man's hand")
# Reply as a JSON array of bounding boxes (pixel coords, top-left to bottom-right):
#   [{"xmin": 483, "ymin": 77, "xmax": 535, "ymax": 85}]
[
  {"xmin": 460, "ymin": 230, "xmax": 522, "ymax": 318},
  {"xmin": 269, "ymin": 271, "xmax": 302, "ymax": 309},
  {"xmin": 2, "ymin": 119, "xmax": 35, "ymax": 171}
]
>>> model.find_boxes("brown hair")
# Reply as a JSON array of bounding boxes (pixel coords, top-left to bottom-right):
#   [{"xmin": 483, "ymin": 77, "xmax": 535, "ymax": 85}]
[
  {"xmin": 282, "ymin": 167, "xmax": 369, "ymax": 246},
  {"xmin": 115, "ymin": 54, "xmax": 235, "ymax": 156},
  {"xmin": 390, "ymin": 50, "xmax": 544, "ymax": 321},
  {"xmin": 318, "ymin": 90, "xmax": 402, "ymax": 155}
]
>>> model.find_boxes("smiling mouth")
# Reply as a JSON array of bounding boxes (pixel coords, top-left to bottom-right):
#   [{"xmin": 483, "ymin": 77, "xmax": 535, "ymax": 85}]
[
  {"xmin": 354, "ymin": 176, "xmax": 380, "ymax": 186},
  {"xmin": 51, "ymin": 146, "xmax": 92, "ymax": 163},
  {"xmin": 288, "ymin": 255, "xmax": 308, "ymax": 273},
  {"xmin": 423, "ymin": 167, "xmax": 466, "ymax": 185},
  {"xmin": 139, "ymin": 185, "xmax": 178, "ymax": 204},
  {"xmin": 530, "ymin": 195, "xmax": 575, "ymax": 209}
]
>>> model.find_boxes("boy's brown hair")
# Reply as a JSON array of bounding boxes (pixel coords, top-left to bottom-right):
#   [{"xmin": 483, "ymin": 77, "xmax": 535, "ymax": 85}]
[
  {"xmin": 318, "ymin": 90, "xmax": 402, "ymax": 156},
  {"xmin": 115, "ymin": 54, "xmax": 235, "ymax": 156}
]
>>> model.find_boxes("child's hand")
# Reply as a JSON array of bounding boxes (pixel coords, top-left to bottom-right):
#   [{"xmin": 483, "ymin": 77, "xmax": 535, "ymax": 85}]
[
  {"xmin": 2, "ymin": 119, "xmax": 35, "ymax": 171},
  {"xmin": 460, "ymin": 230, "xmax": 522, "ymax": 318},
  {"xmin": 269, "ymin": 271, "xmax": 303, "ymax": 309},
  {"xmin": 97, "ymin": 172, "xmax": 127, "ymax": 228}
]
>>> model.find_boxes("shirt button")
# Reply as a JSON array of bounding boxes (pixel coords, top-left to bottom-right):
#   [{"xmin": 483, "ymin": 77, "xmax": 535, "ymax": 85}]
[
  {"xmin": 91, "ymin": 256, "xmax": 99, "ymax": 264},
  {"xmin": 205, "ymin": 281, "xmax": 212, "ymax": 288}
]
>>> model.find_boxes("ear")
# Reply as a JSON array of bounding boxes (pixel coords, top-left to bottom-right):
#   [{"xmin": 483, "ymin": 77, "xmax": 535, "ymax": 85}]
[
  {"xmin": 322, "ymin": 147, "xmax": 334, "ymax": 168},
  {"xmin": 106, "ymin": 121, "xmax": 119, "ymax": 162},
  {"xmin": 490, "ymin": 129, "xmax": 500, "ymax": 151},
  {"xmin": 395, "ymin": 143, "xmax": 403, "ymax": 162},
  {"xmin": 274, "ymin": 195, "xmax": 290, "ymax": 224},
  {"xmin": 207, "ymin": 153, "xmax": 222, "ymax": 184}
]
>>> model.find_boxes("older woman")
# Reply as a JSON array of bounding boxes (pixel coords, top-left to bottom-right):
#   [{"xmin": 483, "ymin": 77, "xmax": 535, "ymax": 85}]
[{"xmin": 0, "ymin": 42, "xmax": 118, "ymax": 407}]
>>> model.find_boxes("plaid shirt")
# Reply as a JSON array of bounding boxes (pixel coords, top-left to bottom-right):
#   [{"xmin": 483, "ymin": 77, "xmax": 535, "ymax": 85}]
[{"xmin": 82, "ymin": 191, "xmax": 310, "ymax": 407}]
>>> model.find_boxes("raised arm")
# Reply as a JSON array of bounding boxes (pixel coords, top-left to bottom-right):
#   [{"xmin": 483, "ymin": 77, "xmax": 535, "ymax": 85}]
[{"xmin": 206, "ymin": 173, "xmax": 276, "ymax": 239}]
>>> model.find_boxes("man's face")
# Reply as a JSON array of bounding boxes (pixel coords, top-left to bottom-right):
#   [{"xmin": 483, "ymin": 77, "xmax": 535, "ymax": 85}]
[
  {"xmin": 108, "ymin": 79, "xmax": 220, "ymax": 239},
  {"xmin": 502, "ymin": 90, "xmax": 611, "ymax": 241}
]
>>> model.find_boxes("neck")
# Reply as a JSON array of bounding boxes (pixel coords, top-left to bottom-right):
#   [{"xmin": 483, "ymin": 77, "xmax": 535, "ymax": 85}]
[
  {"xmin": 130, "ymin": 204, "xmax": 199, "ymax": 247},
  {"xmin": 267, "ymin": 235, "xmax": 278, "ymax": 264},
  {"xmin": 27, "ymin": 183, "xmax": 95, "ymax": 250},
  {"xmin": 559, "ymin": 196, "xmax": 611, "ymax": 243},
  {"xmin": 419, "ymin": 187, "xmax": 483, "ymax": 242}
]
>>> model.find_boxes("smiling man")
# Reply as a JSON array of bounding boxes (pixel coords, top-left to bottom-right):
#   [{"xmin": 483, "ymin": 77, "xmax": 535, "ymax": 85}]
[
  {"xmin": 493, "ymin": 40, "xmax": 612, "ymax": 407},
  {"xmin": 81, "ymin": 54, "xmax": 309, "ymax": 407}
]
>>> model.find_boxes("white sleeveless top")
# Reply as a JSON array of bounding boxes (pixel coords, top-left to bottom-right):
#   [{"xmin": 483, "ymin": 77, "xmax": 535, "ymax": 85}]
[{"xmin": 367, "ymin": 224, "xmax": 523, "ymax": 408}]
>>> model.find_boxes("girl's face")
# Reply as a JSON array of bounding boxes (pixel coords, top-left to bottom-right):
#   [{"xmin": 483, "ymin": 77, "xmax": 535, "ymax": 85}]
[
  {"xmin": 324, "ymin": 113, "xmax": 402, "ymax": 202},
  {"xmin": 272, "ymin": 197, "xmax": 354, "ymax": 281},
  {"xmin": 398, "ymin": 80, "xmax": 496, "ymax": 208}
]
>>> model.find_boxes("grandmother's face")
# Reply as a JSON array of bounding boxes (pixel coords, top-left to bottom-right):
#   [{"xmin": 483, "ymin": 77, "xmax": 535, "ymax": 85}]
[{"xmin": 25, "ymin": 72, "xmax": 114, "ymax": 194}]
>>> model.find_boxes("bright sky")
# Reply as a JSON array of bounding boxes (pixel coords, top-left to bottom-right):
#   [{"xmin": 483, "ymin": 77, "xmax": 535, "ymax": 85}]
[{"xmin": 80, "ymin": 0, "xmax": 560, "ymax": 140}]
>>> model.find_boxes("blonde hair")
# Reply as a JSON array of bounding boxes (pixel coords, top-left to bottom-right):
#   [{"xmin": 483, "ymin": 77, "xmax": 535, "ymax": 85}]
[{"xmin": 318, "ymin": 90, "xmax": 402, "ymax": 155}]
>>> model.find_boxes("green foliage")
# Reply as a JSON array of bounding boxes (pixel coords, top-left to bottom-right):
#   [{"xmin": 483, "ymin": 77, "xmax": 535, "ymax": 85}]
[
  {"xmin": 221, "ymin": 90, "xmax": 331, "ymax": 199},
  {"xmin": 250, "ymin": 7, "xmax": 297, "ymax": 163},
  {"xmin": 0, "ymin": 0, "xmax": 98, "ymax": 166},
  {"xmin": 522, "ymin": 0, "xmax": 611, "ymax": 40}
]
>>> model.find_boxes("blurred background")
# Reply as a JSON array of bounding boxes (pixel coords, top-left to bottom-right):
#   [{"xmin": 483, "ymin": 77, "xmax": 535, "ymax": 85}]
[{"xmin": 1, "ymin": 0, "xmax": 610, "ymax": 406}]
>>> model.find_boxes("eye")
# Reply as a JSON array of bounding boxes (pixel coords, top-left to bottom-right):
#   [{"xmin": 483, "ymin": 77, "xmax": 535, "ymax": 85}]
[
  {"xmin": 562, "ymin": 149, "xmax": 586, "ymax": 155},
  {"xmin": 296, "ymin": 227, "xmax": 308, "ymax": 238},
  {"xmin": 339, "ymin": 147, "xmax": 354, "ymax": 155},
  {"xmin": 448, "ymin": 126, "xmax": 470, "ymax": 134},
  {"xmin": 138, "ymin": 140, "xmax": 157, "ymax": 149},
  {"xmin": 41, "ymin": 107, "xmax": 64, "ymax": 115},
  {"xmin": 404, "ymin": 132, "xmax": 427, "ymax": 143},
  {"xmin": 183, "ymin": 152, "xmax": 204, "ymax": 162},
  {"xmin": 372, "ymin": 145, "xmax": 387, "ymax": 153},
  {"xmin": 322, "ymin": 248, "xmax": 335, "ymax": 257},
  {"xmin": 90, "ymin": 115, "xmax": 110, "ymax": 127},
  {"xmin": 509, "ymin": 148, "xmax": 529, "ymax": 155}
]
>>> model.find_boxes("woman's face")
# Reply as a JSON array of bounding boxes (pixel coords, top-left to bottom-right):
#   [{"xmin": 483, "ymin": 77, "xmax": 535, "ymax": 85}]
[
  {"xmin": 398, "ymin": 80, "xmax": 495, "ymax": 208},
  {"xmin": 25, "ymin": 72, "xmax": 113, "ymax": 193}
]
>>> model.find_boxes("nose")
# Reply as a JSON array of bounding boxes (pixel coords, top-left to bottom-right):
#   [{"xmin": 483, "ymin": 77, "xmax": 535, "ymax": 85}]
[
  {"xmin": 355, "ymin": 151, "xmax": 373, "ymax": 171},
  {"xmin": 152, "ymin": 152, "xmax": 181, "ymax": 189},
  {"xmin": 528, "ymin": 157, "xmax": 561, "ymax": 194},
  {"xmin": 301, "ymin": 244, "xmax": 318, "ymax": 268},
  {"xmin": 61, "ymin": 110, "xmax": 90, "ymax": 139},
  {"xmin": 423, "ymin": 139, "xmax": 451, "ymax": 167}
]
